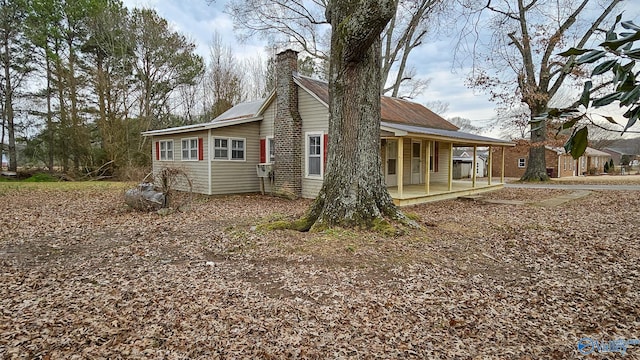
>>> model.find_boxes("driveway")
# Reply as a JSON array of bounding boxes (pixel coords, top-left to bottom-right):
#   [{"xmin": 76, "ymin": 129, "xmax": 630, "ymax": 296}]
[{"xmin": 505, "ymin": 183, "xmax": 640, "ymax": 191}]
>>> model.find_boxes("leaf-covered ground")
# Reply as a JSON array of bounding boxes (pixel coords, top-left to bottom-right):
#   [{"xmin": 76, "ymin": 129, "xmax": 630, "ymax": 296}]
[{"xmin": 1, "ymin": 183, "xmax": 639, "ymax": 359}]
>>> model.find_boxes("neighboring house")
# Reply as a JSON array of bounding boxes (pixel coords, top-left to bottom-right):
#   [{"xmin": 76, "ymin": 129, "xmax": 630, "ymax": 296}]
[
  {"xmin": 495, "ymin": 140, "xmax": 611, "ymax": 178},
  {"xmin": 143, "ymin": 50, "xmax": 514, "ymax": 206},
  {"xmin": 452, "ymin": 149, "xmax": 487, "ymax": 179},
  {"xmin": 599, "ymin": 138, "xmax": 640, "ymax": 166}
]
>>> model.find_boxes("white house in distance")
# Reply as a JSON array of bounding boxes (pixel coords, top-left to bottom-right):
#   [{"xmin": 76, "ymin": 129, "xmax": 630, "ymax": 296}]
[{"xmin": 142, "ymin": 50, "xmax": 514, "ymax": 206}]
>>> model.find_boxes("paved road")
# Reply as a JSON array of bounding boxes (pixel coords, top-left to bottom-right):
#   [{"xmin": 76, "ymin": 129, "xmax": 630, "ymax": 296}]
[{"xmin": 504, "ymin": 183, "xmax": 640, "ymax": 191}]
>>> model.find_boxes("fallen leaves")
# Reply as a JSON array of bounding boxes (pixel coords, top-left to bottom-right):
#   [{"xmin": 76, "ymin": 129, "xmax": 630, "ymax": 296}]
[{"xmin": 0, "ymin": 184, "xmax": 639, "ymax": 358}]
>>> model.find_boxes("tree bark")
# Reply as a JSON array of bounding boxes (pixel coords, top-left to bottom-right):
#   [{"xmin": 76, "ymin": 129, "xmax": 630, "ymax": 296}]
[
  {"xmin": 521, "ymin": 114, "xmax": 550, "ymax": 181},
  {"xmin": 299, "ymin": 0, "xmax": 404, "ymax": 231}
]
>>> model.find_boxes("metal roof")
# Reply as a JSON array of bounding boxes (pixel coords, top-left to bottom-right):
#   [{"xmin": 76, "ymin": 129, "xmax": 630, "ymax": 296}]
[
  {"xmin": 381, "ymin": 121, "xmax": 514, "ymax": 146},
  {"xmin": 141, "ymin": 116, "xmax": 262, "ymax": 136},
  {"xmin": 213, "ymin": 99, "xmax": 265, "ymax": 122},
  {"xmin": 142, "ymin": 99, "xmax": 265, "ymax": 136}
]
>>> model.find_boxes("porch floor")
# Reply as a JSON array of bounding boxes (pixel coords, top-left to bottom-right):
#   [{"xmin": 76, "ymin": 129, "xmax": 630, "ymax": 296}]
[{"xmin": 387, "ymin": 179, "xmax": 504, "ymax": 206}]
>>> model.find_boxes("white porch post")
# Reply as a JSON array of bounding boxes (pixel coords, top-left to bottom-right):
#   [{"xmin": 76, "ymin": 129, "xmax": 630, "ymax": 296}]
[
  {"xmin": 425, "ymin": 140, "xmax": 430, "ymax": 194},
  {"xmin": 397, "ymin": 138, "xmax": 404, "ymax": 198},
  {"xmin": 472, "ymin": 145, "xmax": 477, "ymax": 188},
  {"xmin": 488, "ymin": 146, "xmax": 493, "ymax": 185},
  {"xmin": 448, "ymin": 143, "xmax": 453, "ymax": 191}
]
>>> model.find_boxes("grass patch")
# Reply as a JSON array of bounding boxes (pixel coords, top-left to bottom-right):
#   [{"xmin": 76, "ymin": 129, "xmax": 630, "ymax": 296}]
[
  {"xmin": 23, "ymin": 173, "xmax": 59, "ymax": 182},
  {"xmin": 0, "ymin": 181, "xmax": 135, "ymax": 193}
]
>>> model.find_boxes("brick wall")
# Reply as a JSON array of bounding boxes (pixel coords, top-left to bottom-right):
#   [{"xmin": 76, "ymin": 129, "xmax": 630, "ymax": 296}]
[
  {"xmin": 493, "ymin": 143, "xmax": 529, "ymax": 178},
  {"xmin": 492, "ymin": 142, "xmax": 577, "ymax": 178},
  {"xmin": 273, "ymin": 49, "xmax": 303, "ymax": 198}
]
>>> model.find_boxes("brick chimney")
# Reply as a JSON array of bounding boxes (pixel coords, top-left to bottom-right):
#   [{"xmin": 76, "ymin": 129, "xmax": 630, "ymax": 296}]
[{"xmin": 273, "ymin": 49, "xmax": 302, "ymax": 198}]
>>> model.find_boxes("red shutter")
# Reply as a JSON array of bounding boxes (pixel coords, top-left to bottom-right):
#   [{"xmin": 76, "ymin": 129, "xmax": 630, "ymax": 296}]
[
  {"xmin": 155, "ymin": 141, "xmax": 160, "ymax": 160},
  {"xmin": 434, "ymin": 142, "xmax": 439, "ymax": 172},
  {"xmin": 198, "ymin": 138, "xmax": 204, "ymax": 161},
  {"xmin": 323, "ymin": 134, "xmax": 328, "ymax": 171},
  {"xmin": 260, "ymin": 139, "xmax": 266, "ymax": 163}
]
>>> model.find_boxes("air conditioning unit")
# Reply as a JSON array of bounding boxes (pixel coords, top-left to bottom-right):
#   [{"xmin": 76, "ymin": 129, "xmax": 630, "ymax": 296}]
[{"xmin": 256, "ymin": 163, "xmax": 273, "ymax": 178}]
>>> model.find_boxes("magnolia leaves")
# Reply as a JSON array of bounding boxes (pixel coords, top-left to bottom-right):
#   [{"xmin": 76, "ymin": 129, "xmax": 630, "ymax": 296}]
[{"xmin": 553, "ymin": 16, "xmax": 640, "ymax": 158}]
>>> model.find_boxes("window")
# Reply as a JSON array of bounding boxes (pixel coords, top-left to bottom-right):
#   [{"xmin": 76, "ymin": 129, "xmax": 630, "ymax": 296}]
[
  {"xmin": 159, "ymin": 140, "xmax": 173, "ymax": 161},
  {"xmin": 231, "ymin": 139, "xmax": 245, "ymax": 160},
  {"xmin": 214, "ymin": 138, "xmax": 228, "ymax": 159},
  {"xmin": 267, "ymin": 137, "xmax": 275, "ymax": 163},
  {"xmin": 306, "ymin": 133, "xmax": 323, "ymax": 177},
  {"xmin": 213, "ymin": 137, "xmax": 245, "ymax": 161},
  {"xmin": 429, "ymin": 142, "xmax": 435, "ymax": 171},
  {"xmin": 182, "ymin": 138, "xmax": 198, "ymax": 160},
  {"xmin": 518, "ymin": 158, "xmax": 526, "ymax": 168}
]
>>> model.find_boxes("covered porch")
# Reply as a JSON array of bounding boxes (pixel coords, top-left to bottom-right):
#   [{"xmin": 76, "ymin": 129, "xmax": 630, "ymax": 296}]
[
  {"xmin": 380, "ymin": 121, "xmax": 514, "ymax": 206},
  {"xmin": 387, "ymin": 180, "xmax": 504, "ymax": 206}
]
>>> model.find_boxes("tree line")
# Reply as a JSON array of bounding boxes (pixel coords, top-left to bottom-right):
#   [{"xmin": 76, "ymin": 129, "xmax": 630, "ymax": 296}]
[{"xmin": 0, "ymin": 0, "xmax": 277, "ymax": 177}]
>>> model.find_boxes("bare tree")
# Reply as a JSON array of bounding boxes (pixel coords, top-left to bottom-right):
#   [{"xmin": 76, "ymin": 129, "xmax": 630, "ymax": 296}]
[
  {"xmin": 205, "ymin": 32, "xmax": 244, "ymax": 118},
  {"xmin": 456, "ymin": 0, "xmax": 623, "ymax": 181},
  {"xmin": 227, "ymin": 0, "xmax": 446, "ymax": 98},
  {"xmin": 448, "ymin": 116, "xmax": 481, "ymax": 133},
  {"xmin": 241, "ymin": 54, "xmax": 269, "ymax": 100}
]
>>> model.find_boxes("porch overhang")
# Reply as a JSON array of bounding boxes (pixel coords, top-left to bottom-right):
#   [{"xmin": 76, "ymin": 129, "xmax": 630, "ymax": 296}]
[{"xmin": 380, "ymin": 121, "xmax": 514, "ymax": 147}]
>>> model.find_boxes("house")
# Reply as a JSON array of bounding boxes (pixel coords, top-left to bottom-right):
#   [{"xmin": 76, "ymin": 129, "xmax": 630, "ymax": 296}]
[
  {"xmin": 494, "ymin": 140, "xmax": 611, "ymax": 178},
  {"xmin": 602, "ymin": 137, "xmax": 640, "ymax": 166},
  {"xmin": 142, "ymin": 50, "xmax": 514, "ymax": 206},
  {"xmin": 452, "ymin": 149, "xmax": 487, "ymax": 179}
]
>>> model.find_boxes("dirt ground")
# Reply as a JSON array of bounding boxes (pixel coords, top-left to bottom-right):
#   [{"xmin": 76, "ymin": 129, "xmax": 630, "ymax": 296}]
[{"xmin": 0, "ymin": 183, "xmax": 639, "ymax": 359}]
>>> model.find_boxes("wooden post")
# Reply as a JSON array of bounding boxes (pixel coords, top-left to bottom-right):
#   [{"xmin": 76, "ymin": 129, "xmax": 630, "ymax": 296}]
[
  {"xmin": 472, "ymin": 145, "xmax": 477, "ymax": 188},
  {"xmin": 448, "ymin": 143, "xmax": 453, "ymax": 191},
  {"xmin": 488, "ymin": 146, "xmax": 493, "ymax": 185},
  {"xmin": 397, "ymin": 138, "xmax": 404, "ymax": 198},
  {"xmin": 425, "ymin": 140, "xmax": 430, "ymax": 195}
]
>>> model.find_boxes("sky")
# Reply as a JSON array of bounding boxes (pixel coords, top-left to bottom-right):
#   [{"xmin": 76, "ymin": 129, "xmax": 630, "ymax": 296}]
[{"xmin": 121, "ymin": 0, "xmax": 640, "ymax": 136}]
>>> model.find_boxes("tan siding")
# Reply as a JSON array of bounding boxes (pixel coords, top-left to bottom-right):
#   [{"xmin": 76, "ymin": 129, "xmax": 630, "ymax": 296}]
[
  {"xmin": 431, "ymin": 142, "xmax": 450, "ymax": 183},
  {"xmin": 210, "ymin": 122, "xmax": 261, "ymax": 194},
  {"xmin": 299, "ymin": 89, "xmax": 329, "ymax": 199},
  {"xmin": 151, "ymin": 130, "xmax": 209, "ymax": 194},
  {"xmin": 260, "ymin": 101, "xmax": 277, "ymax": 138},
  {"xmin": 402, "ymin": 138, "xmax": 411, "ymax": 185}
]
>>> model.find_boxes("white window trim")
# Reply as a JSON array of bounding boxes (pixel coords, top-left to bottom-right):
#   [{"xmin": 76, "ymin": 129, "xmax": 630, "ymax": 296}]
[
  {"xmin": 230, "ymin": 138, "xmax": 246, "ymax": 161},
  {"xmin": 266, "ymin": 136, "xmax": 275, "ymax": 164},
  {"xmin": 159, "ymin": 140, "xmax": 174, "ymax": 161},
  {"xmin": 213, "ymin": 137, "xmax": 229, "ymax": 160},
  {"xmin": 305, "ymin": 132, "xmax": 324, "ymax": 179},
  {"xmin": 518, "ymin": 158, "xmax": 526, "ymax": 168},
  {"xmin": 181, "ymin": 137, "xmax": 199, "ymax": 161},
  {"xmin": 212, "ymin": 136, "xmax": 246, "ymax": 162}
]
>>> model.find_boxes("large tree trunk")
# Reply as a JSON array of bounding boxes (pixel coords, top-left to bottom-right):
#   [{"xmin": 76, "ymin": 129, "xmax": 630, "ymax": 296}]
[
  {"xmin": 299, "ymin": 0, "xmax": 404, "ymax": 231},
  {"xmin": 521, "ymin": 111, "xmax": 550, "ymax": 181},
  {"xmin": 3, "ymin": 32, "xmax": 17, "ymax": 172}
]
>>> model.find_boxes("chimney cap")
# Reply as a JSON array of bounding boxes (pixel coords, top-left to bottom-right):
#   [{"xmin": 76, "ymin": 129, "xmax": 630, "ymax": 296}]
[{"xmin": 276, "ymin": 48, "xmax": 299, "ymax": 57}]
